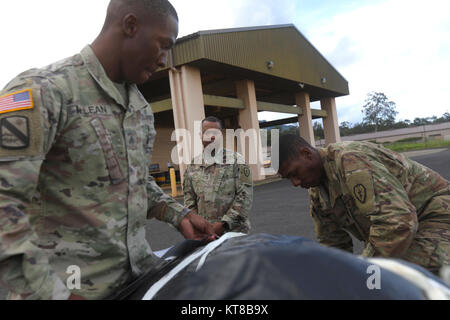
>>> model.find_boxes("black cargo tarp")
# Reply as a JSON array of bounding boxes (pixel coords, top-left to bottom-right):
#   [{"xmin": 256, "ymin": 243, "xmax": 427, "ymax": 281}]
[{"xmin": 111, "ymin": 234, "xmax": 449, "ymax": 300}]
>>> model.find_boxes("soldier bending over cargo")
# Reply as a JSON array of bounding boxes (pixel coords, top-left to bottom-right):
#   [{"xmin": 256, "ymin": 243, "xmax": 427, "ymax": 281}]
[{"xmin": 278, "ymin": 134, "xmax": 450, "ymax": 275}]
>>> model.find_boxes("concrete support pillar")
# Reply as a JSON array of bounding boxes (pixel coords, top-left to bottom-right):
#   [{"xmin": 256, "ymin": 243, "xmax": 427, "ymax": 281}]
[
  {"xmin": 321, "ymin": 97, "xmax": 341, "ymax": 146},
  {"xmin": 235, "ymin": 80, "xmax": 264, "ymax": 181},
  {"xmin": 296, "ymin": 92, "xmax": 315, "ymax": 146},
  {"xmin": 169, "ymin": 65, "xmax": 205, "ymax": 181}
]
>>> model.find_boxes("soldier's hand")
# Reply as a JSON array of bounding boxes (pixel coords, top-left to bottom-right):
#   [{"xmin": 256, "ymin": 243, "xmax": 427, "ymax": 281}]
[
  {"xmin": 212, "ymin": 222, "xmax": 225, "ymax": 237},
  {"xmin": 179, "ymin": 212, "xmax": 218, "ymax": 243}
]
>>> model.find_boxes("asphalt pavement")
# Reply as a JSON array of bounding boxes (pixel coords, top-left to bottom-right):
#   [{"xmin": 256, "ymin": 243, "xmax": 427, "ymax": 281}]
[
  {"xmin": 1, "ymin": 147, "xmax": 449, "ymax": 299},
  {"xmin": 146, "ymin": 147, "xmax": 450, "ymax": 251}
]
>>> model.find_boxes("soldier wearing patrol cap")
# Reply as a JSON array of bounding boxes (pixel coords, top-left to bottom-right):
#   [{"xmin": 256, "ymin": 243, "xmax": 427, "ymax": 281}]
[
  {"xmin": 183, "ymin": 116, "xmax": 253, "ymax": 235},
  {"xmin": 0, "ymin": 0, "xmax": 217, "ymax": 300},
  {"xmin": 278, "ymin": 134, "xmax": 450, "ymax": 275}
]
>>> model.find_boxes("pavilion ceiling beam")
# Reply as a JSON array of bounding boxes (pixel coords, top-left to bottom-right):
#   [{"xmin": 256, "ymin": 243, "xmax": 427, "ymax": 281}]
[
  {"xmin": 150, "ymin": 95, "xmax": 328, "ymax": 118},
  {"xmin": 311, "ymin": 109, "xmax": 328, "ymax": 118},
  {"xmin": 150, "ymin": 98, "xmax": 173, "ymax": 113},
  {"xmin": 257, "ymin": 101, "xmax": 302, "ymax": 115},
  {"xmin": 203, "ymin": 94, "xmax": 245, "ymax": 109}
]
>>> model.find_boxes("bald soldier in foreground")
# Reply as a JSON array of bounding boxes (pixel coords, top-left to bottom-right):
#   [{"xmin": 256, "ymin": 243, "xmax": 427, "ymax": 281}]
[
  {"xmin": 278, "ymin": 135, "xmax": 450, "ymax": 275},
  {"xmin": 0, "ymin": 0, "xmax": 217, "ymax": 300}
]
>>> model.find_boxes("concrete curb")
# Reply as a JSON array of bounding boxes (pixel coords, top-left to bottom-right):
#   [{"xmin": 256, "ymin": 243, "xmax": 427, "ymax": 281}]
[{"xmin": 402, "ymin": 147, "xmax": 448, "ymax": 158}]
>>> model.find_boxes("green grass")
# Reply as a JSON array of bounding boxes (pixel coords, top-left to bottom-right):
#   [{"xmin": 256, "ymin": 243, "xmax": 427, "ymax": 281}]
[{"xmin": 384, "ymin": 139, "xmax": 450, "ymax": 152}]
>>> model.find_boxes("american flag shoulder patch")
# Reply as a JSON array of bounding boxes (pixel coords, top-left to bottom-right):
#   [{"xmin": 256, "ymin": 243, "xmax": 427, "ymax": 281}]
[{"xmin": 0, "ymin": 89, "xmax": 34, "ymax": 114}]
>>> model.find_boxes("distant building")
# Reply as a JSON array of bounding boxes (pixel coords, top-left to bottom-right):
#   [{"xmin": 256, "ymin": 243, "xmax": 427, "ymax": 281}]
[{"xmin": 315, "ymin": 122, "xmax": 450, "ymax": 146}]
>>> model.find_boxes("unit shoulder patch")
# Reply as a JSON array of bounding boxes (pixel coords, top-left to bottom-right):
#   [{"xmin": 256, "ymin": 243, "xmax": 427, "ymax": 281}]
[
  {"xmin": 243, "ymin": 167, "xmax": 251, "ymax": 178},
  {"xmin": 345, "ymin": 170, "xmax": 375, "ymax": 214},
  {"xmin": 239, "ymin": 165, "xmax": 253, "ymax": 184},
  {"xmin": 0, "ymin": 116, "xmax": 30, "ymax": 149},
  {"xmin": 353, "ymin": 184, "xmax": 367, "ymax": 204}
]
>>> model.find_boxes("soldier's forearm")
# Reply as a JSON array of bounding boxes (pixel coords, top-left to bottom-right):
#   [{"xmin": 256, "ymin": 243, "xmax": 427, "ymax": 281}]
[
  {"xmin": 182, "ymin": 175, "xmax": 197, "ymax": 210},
  {"xmin": 183, "ymin": 191, "xmax": 197, "ymax": 210},
  {"xmin": 222, "ymin": 207, "xmax": 250, "ymax": 232},
  {"xmin": 318, "ymin": 237, "xmax": 354, "ymax": 253},
  {"xmin": 0, "ymin": 158, "xmax": 71, "ymax": 299},
  {"xmin": 146, "ymin": 177, "xmax": 191, "ymax": 227},
  {"xmin": 361, "ymin": 242, "xmax": 377, "ymax": 257},
  {"xmin": 367, "ymin": 210, "xmax": 418, "ymax": 257},
  {"xmin": 148, "ymin": 200, "xmax": 190, "ymax": 223},
  {"xmin": 367, "ymin": 231, "xmax": 416, "ymax": 258},
  {"xmin": 0, "ymin": 206, "xmax": 70, "ymax": 300}
]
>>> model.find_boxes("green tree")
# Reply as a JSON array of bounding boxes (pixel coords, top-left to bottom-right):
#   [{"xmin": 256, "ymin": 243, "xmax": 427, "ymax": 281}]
[
  {"xmin": 413, "ymin": 117, "xmax": 431, "ymax": 126},
  {"xmin": 435, "ymin": 112, "xmax": 450, "ymax": 124},
  {"xmin": 362, "ymin": 92, "xmax": 398, "ymax": 132},
  {"xmin": 339, "ymin": 121, "xmax": 352, "ymax": 136}
]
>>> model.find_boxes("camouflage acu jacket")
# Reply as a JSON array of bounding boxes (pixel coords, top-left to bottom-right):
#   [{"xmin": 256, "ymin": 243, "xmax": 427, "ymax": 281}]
[
  {"xmin": 0, "ymin": 46, "xmax": 189, "ymax": 300},
  {"xmin": 183, "ymin": 149, "xmax": 253, "ymax": 233},
  {"xmin": 309, "ymin": 141, "xmax": 450, "ymax": 258}
]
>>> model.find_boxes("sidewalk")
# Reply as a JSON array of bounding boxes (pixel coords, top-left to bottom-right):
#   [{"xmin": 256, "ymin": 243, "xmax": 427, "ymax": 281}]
[{"xmin": 401, "ymin": 148, "xmax": 448, "ymax": 158}]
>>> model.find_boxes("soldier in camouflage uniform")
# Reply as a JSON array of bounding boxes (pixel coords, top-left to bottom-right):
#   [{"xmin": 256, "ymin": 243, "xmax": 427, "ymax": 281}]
[
  {"xmin": 0, "ymin": 0, "xmax": 217, "ymax": 300},
  {"xmin": 183, "ymin": 117, "xmax": 253, "ymax": 235},
  {"xmin": 278, "ymin": 134, "xmax": 450, "ymax": 275}
]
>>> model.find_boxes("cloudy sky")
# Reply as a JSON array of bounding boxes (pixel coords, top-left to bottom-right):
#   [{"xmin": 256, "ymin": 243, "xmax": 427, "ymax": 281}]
[{"xmin": 1, "ymin": 0, "xmax": 449, "ymax": 125}]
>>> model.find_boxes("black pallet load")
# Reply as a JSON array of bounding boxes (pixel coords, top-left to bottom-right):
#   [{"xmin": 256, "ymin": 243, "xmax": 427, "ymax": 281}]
[{"xmin": 109, "ymin": 233, "xmax": 450, "ymax": 300}]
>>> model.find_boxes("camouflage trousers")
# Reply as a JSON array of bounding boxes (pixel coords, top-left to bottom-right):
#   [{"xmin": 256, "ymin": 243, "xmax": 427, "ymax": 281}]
[{"xmin": 402, "ymin": 194, "xmax": 450, "ymax": 275}]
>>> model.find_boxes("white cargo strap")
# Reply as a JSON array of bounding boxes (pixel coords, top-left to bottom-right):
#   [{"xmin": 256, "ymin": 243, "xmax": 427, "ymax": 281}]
[
  {"xmin": 142, "ymin": 232, "xmax": 246, "ymax": 300},
  {"xmin": 368, "ymin": 258, "xmax": 450, "ymax": 300}
]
